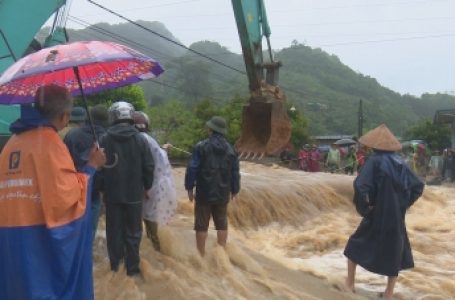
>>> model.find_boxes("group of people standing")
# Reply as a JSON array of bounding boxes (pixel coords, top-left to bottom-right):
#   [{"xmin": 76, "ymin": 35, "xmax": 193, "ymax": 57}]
[
  {"xmin": 0, "ymin": 84, "xmax": 240, "ymax": 299},
  {"xmin": 62, "ymin": 101, "xmax": 169, "ymax": 277},
  {"xmin": 0, "ymin": 84, "xmax": 426, "ymax": 300},
  {"xmin": 297, "ymin": 143, "xmax": 367, "ymax": 175}
]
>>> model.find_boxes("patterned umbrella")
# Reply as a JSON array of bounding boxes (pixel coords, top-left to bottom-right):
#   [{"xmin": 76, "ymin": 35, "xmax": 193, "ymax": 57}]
[
  {"xmin": 0, "ymin": 41, "xmax": 163, "ymax": 141},
  {"xmin": 0, "ymin": 40, "xmax": 164, "ymax": 104}
]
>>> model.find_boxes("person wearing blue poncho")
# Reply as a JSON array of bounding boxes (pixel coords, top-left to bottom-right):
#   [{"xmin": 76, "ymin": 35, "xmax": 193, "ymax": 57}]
[{"xmin": 344, "ymin": 124, "xmax": 424, "ymax": 300}]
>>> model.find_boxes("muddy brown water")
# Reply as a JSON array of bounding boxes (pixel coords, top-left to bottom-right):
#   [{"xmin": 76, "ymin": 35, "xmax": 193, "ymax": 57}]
[{"xmin": 93, "ymin": 162, "xmax": 455, "ymax": 300}]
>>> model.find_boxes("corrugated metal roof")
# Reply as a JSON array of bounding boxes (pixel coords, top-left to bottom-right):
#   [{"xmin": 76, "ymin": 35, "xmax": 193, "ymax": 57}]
[
  {"xmin": 434, "ymin": 109, "xmax": 455, "ymax": 124},
  {"xmin": 312, "ymin": 135, "xmax": 353, "ymax": 140}
]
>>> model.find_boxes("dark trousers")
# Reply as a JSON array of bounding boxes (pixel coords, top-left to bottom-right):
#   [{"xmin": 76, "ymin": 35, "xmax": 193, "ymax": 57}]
[
  {"xmin": 144, "ymin": 219, "xmax": 160, "ymax": 251},
  {"xmin": 106, "ymin": 202, "xmax": 143, "ymax": 276}
]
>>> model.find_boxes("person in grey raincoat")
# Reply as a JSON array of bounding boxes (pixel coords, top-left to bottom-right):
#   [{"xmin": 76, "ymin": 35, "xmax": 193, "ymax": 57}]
[{"xmin": 344, "ymin": 124, "xmax": 424, "ymax": 300}]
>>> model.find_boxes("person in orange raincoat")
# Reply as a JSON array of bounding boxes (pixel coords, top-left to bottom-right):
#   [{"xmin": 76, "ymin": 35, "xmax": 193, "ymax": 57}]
[{"xmin": 0, "ymin": 85, "xmax": 106, "ymax": 300}]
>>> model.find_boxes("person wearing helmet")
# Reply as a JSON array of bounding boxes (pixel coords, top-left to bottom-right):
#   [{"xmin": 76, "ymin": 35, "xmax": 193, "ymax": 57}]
[
  {"xmin": 133, "ymin": 111, "xmax": 177, "ymax": 252},
  {"xmin": 100, "ymin": 101, "xmax": 155, "ymax": 277}
]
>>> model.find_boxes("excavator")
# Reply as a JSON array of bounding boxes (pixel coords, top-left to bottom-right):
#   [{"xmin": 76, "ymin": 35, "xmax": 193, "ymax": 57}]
[
  {"xmin": 0, "ymin": 0, "xmax": 291, "ymax": 156},
  {"xmin": 231, "ymin": 0, "xmax": 291, "ymax": 158}
]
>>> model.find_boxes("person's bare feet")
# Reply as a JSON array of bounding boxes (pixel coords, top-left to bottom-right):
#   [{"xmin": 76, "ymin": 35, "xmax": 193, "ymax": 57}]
[
  {"xmin": 345, "ymin": 278, "xmax": 355, "ymax": 293},
  {"xmin": 382, "ymin": 291, "xmax": 393, "ymax": 300},
  {"xmin": 378, "ymin": 292, "xmax": 394, "ymax": 300}
]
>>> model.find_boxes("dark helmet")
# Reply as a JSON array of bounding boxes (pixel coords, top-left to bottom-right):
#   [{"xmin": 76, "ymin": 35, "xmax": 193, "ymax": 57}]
[{"xmin": 133, "ymin": 111, "xmax": 150, "ymax": 132}]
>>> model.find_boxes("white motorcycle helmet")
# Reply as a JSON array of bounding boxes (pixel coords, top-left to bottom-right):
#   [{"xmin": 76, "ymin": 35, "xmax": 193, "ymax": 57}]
[{"xmin": 108, "ymin": 101, "xmax": 135, "ymax": 124}]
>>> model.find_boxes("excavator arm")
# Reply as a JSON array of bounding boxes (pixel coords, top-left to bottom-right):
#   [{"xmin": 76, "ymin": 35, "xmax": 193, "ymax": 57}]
[
  {"xmin": 0, "ymin": 0, "xmax": 68, "ymax": 74},
  {"xmin": 231, "ymin": 0, "xmax": 291, "ymax": 158}
]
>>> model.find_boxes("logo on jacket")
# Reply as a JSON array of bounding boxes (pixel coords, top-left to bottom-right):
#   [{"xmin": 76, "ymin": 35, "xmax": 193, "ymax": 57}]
[{"xmin": 9, "ymin": 151, "xmax": 21, "ymax": 170}]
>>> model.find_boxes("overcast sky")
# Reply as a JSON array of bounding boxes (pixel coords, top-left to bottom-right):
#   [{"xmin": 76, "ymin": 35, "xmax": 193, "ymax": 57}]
[{"xmin": 67, "ymin": 0, "xmax": 455, "ymax": 96}]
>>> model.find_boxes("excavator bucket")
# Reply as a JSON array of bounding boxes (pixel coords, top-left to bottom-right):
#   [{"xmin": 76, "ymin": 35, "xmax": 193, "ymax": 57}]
[{"xmin": 235, "ymin": 86, "xmax": 291, "ymax": 158}]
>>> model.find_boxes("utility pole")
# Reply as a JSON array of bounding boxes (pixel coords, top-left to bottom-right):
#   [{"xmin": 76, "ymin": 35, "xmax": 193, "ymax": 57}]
[{"xmin": 358, "ymin": 99, "xmax": 363, "ymax": 138}]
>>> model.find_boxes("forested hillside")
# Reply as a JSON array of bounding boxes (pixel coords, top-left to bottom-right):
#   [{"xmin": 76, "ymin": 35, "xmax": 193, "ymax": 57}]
[{"xmin": 58, "ymin": 21, "xmax": 455, "ymax": 136}]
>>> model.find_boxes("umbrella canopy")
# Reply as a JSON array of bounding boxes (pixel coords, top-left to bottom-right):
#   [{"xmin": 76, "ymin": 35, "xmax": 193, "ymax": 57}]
[
  {"xmin": 0, "ymin": 41, "xmax": 164, "ymax": 104},
  {"xmin": 334, "ymin": 138, "xmax": 356, "ymax": 145}
]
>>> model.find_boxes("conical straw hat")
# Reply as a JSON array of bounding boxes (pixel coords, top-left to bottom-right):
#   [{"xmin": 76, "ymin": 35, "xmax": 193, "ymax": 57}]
[{"xmin": 359, "ymin": 124, "xmax": 402, "ymax": 151}]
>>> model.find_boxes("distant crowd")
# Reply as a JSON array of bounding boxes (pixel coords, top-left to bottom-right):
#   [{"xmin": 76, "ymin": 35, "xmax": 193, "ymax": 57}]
[
  {"xmin": 280, "ymin": 142, "xmax": 367, "ymax": 175},
  {"xmin": 281, "ymin": 138, "xmax": 453, "ymax": 185}
]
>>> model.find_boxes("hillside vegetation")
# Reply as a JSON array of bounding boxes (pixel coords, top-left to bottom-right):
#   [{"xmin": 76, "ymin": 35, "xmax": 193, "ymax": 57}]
[{"xmin": 62, "ymin": 21, "xmax": 455, "ymax": 136}]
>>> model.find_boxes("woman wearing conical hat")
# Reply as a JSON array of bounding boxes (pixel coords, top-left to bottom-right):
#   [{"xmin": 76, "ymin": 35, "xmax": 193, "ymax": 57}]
[{"xmin": 344, "ymin": 124, "xmax": 424, "ymax": 300}]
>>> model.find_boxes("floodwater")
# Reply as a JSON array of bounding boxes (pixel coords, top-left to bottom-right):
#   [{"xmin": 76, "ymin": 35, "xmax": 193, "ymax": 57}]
[{"xmin": 93, "ymin": 162, "xmax": 455, "ymax": 300}]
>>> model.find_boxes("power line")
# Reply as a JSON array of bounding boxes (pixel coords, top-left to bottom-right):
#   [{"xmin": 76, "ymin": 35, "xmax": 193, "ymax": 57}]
[
  {"xmin": 68, "ymin": 16, "xmax": 240, "ymax": 84},
  {"xmin": 67, "ymin": 18, "xmax": 233, "ymax": 102},
  {"xmin": 74, "ymin": 0, "xmax": 205, "ymax": 17},
  {"xmin": 114, "ymin": 14, "xmax": 455, "ymax": 32},
  {"xmin": 75, "ymin": 3, "xmax": 313, "ymax": 101},
  {"xmin": 318, "ymin": 32, "xmax": 455, "ymax": 47},
  {"xmin": 272, "ymin": 16, "xmax": 455, "ymax": 28},
  {"xmin": 271, "ymin": 0, "xmax": 446, "ymax": 12},
  {"xmin": 68, "ymin": 15, "xmax": 273, "ymax": 101},
  {"xmin": 114, "ymin": 0, "xmax": 203, "ymax": 10},
  {"xmin": 147, "ymin": 79, "xmax": 225, "ymax": 103},
  {"xmin": 75, "ymin": 0, "xmax": 446, "ymax": 18},
  {"xmin": 69, "ymin": 18, "xmax": 319, "ymax": 105},
  {"xmin": 70, "ymin": 16, "xmax": 308, "ymax": 95},
  {"xmin": 68, "ymin": 17, "xmax": 172, "ymax": 61},
  {"xmin": 87, "ymin": 0, "xmax": 246, "ymax": 74}
]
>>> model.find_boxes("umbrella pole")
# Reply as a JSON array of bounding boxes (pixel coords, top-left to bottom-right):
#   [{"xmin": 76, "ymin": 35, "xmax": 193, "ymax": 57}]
[{"xmin": 73, "ymin": 66, "xmax": 99, "ymax": 144}]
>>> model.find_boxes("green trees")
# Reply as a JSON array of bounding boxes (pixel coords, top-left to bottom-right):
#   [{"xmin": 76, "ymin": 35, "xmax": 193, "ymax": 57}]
[
  {"xmin": 146, "ymin": 97, "xmax": 241, "ymax": 157},
  {"xmin": 66, "ymin": 22, "xmax": 455, "ymax": 136},
  {"xmin": 404, "ymin": 119, "xmax": 451, "ymax": 151},
  {"xmin": 175, "ymin": 59, "xmax": 213, "ymax": 105},
  {"xmin": 288, "ymin": 105, "xmax": 310, "ymax": 148},
  {"xmin": 82, "ymin": 85, "xmax": 147, "ymax": 111},
  {"xmin": 148, "ymin": 100, "xmax": 200, "ymax": 156},
  {"xmin": 76, "ymin": 84, "xmax": 310, "ymax": 158},
  {"xmin": 145, "ymin": 96, "xmax": 309, "ymax": 157}
]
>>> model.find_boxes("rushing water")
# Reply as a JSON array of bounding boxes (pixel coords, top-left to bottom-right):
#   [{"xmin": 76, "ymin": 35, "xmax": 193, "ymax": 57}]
[{"xmin": 93, "ymin": 163, "xmax": 455, "ymax": 300}]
